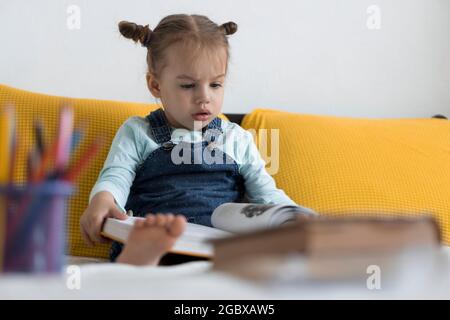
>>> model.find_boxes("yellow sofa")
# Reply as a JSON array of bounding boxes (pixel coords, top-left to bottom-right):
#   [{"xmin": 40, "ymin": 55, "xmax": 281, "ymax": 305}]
[
  {"xmin": 243, "ymin": 109, "xmax": 450, "ymax": 245},
  {"xmin": 1, "ymin": 84, "xmax": 449, "ymax": 260}
]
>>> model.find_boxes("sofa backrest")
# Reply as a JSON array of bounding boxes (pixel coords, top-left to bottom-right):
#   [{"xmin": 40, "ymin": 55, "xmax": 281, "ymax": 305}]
[
  {"xmin": 228, "ymin": 113, "xmax": 447, "ymax": 126},
  {"xmin": 241, "ymin": 108, "xmax": 450, "ymax": 245}
]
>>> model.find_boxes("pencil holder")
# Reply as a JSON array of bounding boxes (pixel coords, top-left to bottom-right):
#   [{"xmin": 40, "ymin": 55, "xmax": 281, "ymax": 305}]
[{"xmin": 0, "ymin": 181, "xmax": 73, "ymax": 273}]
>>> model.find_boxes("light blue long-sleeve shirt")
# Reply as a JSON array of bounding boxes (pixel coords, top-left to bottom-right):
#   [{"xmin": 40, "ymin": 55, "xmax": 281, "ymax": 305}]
[{"xmin": 89, "ymin": 116, "xmax": 306, "ymax": 213}]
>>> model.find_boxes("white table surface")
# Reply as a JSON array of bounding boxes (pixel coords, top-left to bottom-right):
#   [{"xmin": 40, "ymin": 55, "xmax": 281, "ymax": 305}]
[{"xmin": 1, "ymin": 247, "xmax": 449, "ymax": 300}]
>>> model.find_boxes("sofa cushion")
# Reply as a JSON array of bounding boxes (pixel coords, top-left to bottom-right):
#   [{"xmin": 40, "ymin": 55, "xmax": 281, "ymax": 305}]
[
  {"xmin": 0, "ymin": 84, "xmax": 228, "ymax": 258},
  {"xmin": 241, "ymin": 108, "xmax": 450, "ymax": 245}
]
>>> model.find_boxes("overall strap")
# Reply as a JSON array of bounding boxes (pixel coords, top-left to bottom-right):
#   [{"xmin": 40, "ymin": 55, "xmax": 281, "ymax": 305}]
[
  {"xmin": 203, "ymin": 117, "xmax": 223, "ymax": 142},
  {"xmin": 204, "ymin": 117, "xmax": 222, "ymax": 131},
  {"xmin": 146, "ymin": 108, "xmax": 172, "ymax": 144}
]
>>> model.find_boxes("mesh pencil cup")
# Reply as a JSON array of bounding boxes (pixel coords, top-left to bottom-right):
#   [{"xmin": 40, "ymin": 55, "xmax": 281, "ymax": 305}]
[{"xmin": 0, "ymin": 181, "xmax": 73, "ymax": 273}]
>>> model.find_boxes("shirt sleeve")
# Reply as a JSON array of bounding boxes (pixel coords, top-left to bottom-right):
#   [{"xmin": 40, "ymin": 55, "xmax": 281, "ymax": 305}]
[
  {"xmin": 238, "ymin": 129, "xmax": 298, "ymax": 206},
  {"xmin": 89, "ymin": 117, "xmax": 144, "ymax": 212}
]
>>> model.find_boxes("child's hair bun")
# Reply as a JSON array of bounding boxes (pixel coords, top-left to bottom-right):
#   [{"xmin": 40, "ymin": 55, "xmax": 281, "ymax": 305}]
[
  {"xmin": 118, "ymin": 20, "xmax": 152, "ymax": 47},
  {"xmin": 220, "ymin": 22, "xmax": 238, "ymax": 35}
]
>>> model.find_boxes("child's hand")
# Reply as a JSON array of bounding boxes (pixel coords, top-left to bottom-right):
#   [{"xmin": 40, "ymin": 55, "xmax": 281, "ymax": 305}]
[{"xmin": 80, "ymin": 191, "xmax": 128, "ymax": 247}]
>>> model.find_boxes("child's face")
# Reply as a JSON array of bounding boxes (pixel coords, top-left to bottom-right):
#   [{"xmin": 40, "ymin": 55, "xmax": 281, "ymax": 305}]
[{"xmin": 147, "ymin": 43, "xmax": 227, "ymax": 131}]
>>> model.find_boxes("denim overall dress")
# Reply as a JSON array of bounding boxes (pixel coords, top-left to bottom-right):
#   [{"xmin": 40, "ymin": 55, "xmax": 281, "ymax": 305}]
[{"xmin": 109, "ymin": 108, "xmax": 246, "ymax": 261}]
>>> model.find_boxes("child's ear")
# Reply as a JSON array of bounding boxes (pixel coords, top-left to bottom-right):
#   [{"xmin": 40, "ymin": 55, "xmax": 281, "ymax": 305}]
[{"xmin": 146, "ymin": 73, "xmax": 161, "ymax": 98}]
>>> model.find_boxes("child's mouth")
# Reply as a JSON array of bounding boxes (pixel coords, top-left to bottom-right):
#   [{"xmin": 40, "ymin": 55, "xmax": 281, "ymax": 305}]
[{"xmin": 192, "ymin": 112, "xmax": 211, "ymax": 121}]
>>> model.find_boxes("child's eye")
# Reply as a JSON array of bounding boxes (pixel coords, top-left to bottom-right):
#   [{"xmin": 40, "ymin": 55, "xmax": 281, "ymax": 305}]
[{"xmin": 180, "ymin": 83, "xmax": 223, "ymax": 89}]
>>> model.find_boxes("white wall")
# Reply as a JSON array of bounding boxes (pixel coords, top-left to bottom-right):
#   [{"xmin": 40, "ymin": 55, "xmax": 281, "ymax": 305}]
[{"xmin": 1, "ymin": 0, "xmax": 449, "ymax": 118}]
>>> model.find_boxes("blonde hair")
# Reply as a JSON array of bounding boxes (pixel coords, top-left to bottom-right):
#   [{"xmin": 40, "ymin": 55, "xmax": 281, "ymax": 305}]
[{"xmin": 118, "ymin": 14, "xmax": 238, "ymax": 79}]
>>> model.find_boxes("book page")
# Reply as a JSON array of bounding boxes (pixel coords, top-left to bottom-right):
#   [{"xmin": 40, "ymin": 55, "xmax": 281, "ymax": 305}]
[
  {"xmin": 173, "ymin": 221, "xmax": 232, "ymax": 256},
  {"xmin": 102, "ymin": 217, "xmax": 232, "ymax": 258},
  {"xmin": 211, "ymin": 203, "xmax": 304, "ymax": 234}
]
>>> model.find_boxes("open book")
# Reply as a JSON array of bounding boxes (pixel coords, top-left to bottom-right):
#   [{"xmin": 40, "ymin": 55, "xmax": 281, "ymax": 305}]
[{"xmin": 101, "ymin": 203, "xmax": 315, "ymax": 258}]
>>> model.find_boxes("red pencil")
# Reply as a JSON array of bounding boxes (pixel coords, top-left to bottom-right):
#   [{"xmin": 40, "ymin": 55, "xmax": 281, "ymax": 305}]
[{"xmin": 63, "ymin": 137, "xmax": 104, "ymax": 182}]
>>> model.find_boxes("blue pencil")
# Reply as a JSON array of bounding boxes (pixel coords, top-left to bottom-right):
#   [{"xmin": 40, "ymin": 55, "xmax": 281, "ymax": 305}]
[{"xmin": 70, "ymin": 127, "xmax": 84, "ymax": 153}]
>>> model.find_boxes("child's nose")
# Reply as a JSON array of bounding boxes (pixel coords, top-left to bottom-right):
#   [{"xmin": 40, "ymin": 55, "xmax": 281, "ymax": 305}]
[{"xmin": 195, "ymin": 87, "xmax": 211, "ymax": 105}]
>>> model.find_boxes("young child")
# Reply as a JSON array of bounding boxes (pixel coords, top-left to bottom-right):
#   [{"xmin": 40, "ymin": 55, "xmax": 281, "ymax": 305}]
[{"xmin": 80, "ymin": 14, "xmax": 315, "ymax": 266}]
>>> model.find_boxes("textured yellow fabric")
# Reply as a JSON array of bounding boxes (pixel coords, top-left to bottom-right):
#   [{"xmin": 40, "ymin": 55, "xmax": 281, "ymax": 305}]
[
  {"xmin": 0, "ymin": 84, "xmax": 228, "ymax": 258},
  {"xmin": 242, "ymin": 108, "xmax": 450, "ymax": 245}
]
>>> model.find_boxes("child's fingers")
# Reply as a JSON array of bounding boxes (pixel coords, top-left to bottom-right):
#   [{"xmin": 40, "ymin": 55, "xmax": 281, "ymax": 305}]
[
  {"xmin": 109, "ymin": 208, "xmax": 128, "ymax": 220},
  {"xmin": 98, "ymin": 236, "xmax": 112, "ymax": 244},
  {"xmin": 91, "ymin": 232, "xmax": 105, "ymax": 243},
  {"xmin": 90, "ymin": 216, "xmax": 109, "ymax": 243},
  {"xmin": 80, "ymin": 225, "xmax": 95, "ymax": 247}
]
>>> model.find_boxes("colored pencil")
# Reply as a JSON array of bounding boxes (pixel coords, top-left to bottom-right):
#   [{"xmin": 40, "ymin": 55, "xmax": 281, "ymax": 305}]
[
  {"xmin": 63, "ymin": 137, "xmax": 104, "ymax": 182},
  {"xmin": 55, "ymin": 106, "xmax": 74, "ymax": 172},
  {"xmin": 33, "ymin": 118, "xmax": 45, "ymax": 157},
  {"xmin": 2, "ymin": 102, "xmax": 105, "ymax": 272}
]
